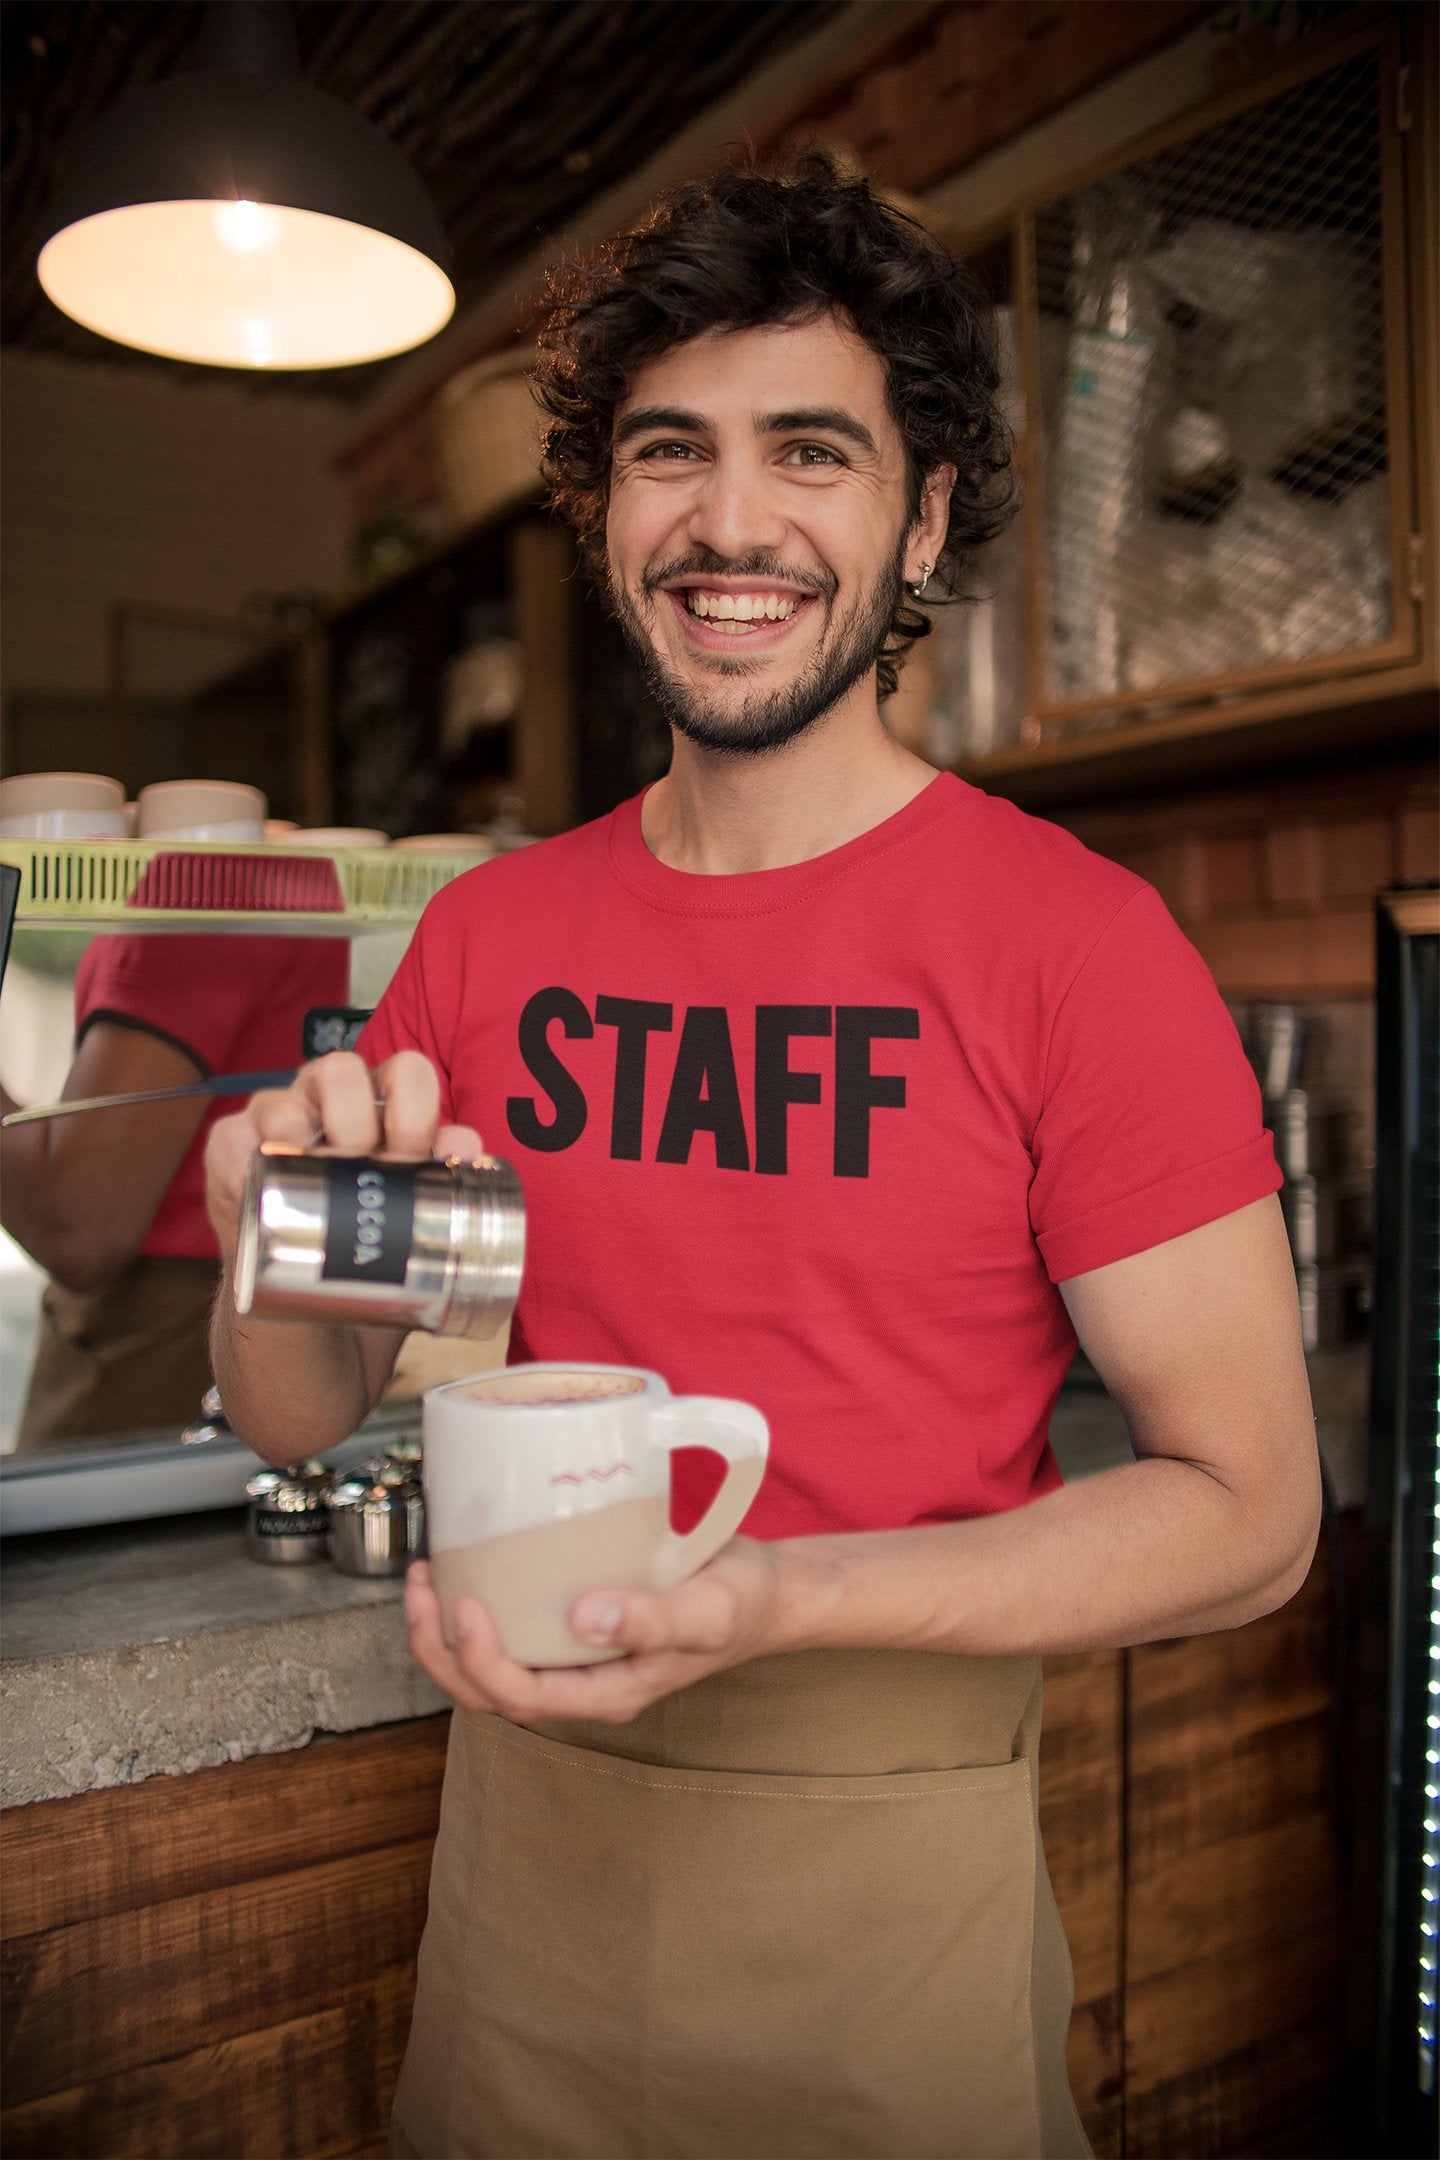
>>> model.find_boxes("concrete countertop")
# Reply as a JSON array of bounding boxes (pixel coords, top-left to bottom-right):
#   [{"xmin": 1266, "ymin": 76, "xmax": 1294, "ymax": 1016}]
[
  {"xmin": 0, "ymin": 1346, "xmax": 1366, "ymax": 1812},
  {"xmin": 1, "ymin": 1508, "xmax": 447, "ymax": 1809}
]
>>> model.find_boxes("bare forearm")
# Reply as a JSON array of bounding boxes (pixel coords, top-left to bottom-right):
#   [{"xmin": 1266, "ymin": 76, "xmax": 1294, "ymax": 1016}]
[
  {"xmin": 209, "ymin": 1286, "xmax": 385, "ymax": 1467},
  {"xmin": 765, "ymin": 1452, "xmax": 1320, "ymax": 1661}
]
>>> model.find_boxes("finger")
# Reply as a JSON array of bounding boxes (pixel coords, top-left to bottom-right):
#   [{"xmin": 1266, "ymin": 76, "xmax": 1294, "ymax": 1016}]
[
  {"xmin": 571, "ymin": 1573, "xmax": 741, "ymax": 1658},
  {"xmin": 304, "ymin": 1050, "xmax": 385, "ymax": 1153},
  {"xmin": 436, "ymin": 1123, "xmax": 484, "ymax": 1161},
  {"xmin": 374, "ymin": 1049, "xmax": 441, "ymax": 1157},
  {"xmin": 246, "ymin": 1086, "xmax": 322, "ymax": 1149},
  {"xmin": 441, "ymin": 1597, "xmax": 668, "ymax": 1727},
  {"xmin": 204, "ymin": 1107, "xmax": 269, "ymax": 1251},
  {"xmin": 446, "ymin": 1595, "xmax": 556, "ymax": 1722},
  {"xmin": 402, "ymin": 1567, "xmax": 496, "ymax": 1715},
  {"xmin": 491, "ymin": 1646, "xmax": 681, "ymax": 1726}
]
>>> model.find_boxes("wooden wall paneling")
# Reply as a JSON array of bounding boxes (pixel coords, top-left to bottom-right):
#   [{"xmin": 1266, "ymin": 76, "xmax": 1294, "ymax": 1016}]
[
  {"xmin": 0, "ymin": 1717, "xmax": 449, "ymax": 2160},
  {"xmin": 509, "ymin": 518, "xmax": 579, "ymax": 835},
  {"xmin": 1038, "ymin": 1648, "xmax": 1126, "ymax": 2158},
  {"xmin": 1188, "ymin": 907, "xmax": 1377, "ymax": 999},
  {"xmin": 1122, "ymin": 1543, "xmax": 1351, "ymax": 2158},
  {"xmin": 0, "ymin": 1972, "xmax": 414, "ymax": 2160},
  {"xmin": 0, "ymin": 1717, "xmax": 450, "ymax": 1943},
  {"xmin": 757, "ymin": 1, "xmax": 1214, "ymax": 198},
  {"xmin": 2, "ymin": 1837, "xmax": 436, "ymax": 2107},
  {"xmin": 1047, "ymin": 752, "xmax": 1439, "ymax": 996},
  {"xmin": 1125, "ymin": 2000, "xmax": 1350, "ymax": 2160}
]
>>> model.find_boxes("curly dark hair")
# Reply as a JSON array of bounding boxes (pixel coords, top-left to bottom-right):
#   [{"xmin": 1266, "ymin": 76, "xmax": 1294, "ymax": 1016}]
[{"xmin": 532, "ymin": 153, "xmax": 1016, "ymax": 698}]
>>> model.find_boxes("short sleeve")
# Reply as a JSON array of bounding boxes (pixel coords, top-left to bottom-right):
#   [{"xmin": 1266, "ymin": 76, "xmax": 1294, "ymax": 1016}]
[
  {"xmin": 76, "ymin": 934, "xmax": 240, "ymax": 1074},
  {"xmin": 75, "ymin": 934, "xmax": 349, "ymax": 1078},
  {"xmin": 357, "ymin": 909, "xmax": 458, "ymax": 1124},
  {"xmin": 1028, "ymin": 885, "xmax": 1281, "ymax": 1283}
]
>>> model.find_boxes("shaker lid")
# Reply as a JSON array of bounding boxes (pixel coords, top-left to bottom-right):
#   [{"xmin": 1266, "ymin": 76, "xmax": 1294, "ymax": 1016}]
[
  {"xmin": 246, "ymin": 1459, "xmax": 331, "ymax": 1510},
  {"xmin": 327, "ymin": 1454, "xmax": 420, "ymax": 1509}
]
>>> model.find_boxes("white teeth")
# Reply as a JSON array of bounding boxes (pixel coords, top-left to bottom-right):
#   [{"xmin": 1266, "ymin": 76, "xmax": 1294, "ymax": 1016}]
[{"xmin": 687, "ymin": 591, "xmax": 799, "ymax": 623}]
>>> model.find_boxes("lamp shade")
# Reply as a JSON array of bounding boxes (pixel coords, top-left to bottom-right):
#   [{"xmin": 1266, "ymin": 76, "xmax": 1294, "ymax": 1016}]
[{"xmin": 36, "ymin": 20, "xmax": 455, "ymax": 370}]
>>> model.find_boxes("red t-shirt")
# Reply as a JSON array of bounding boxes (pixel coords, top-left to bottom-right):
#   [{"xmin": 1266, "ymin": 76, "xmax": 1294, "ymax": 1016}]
[
  {"xmin": 76, "ymin": 934, "xmax": 350, "ymax": 1260},
  {"xmin": 361, "ymin": 775, "xmax": 1280, "ymax": 1540}
]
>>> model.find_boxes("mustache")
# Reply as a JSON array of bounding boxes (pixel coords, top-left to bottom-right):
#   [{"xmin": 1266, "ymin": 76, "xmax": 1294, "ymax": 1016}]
[{"xmin": 639, "ymin": 551, "xmax": 837, "ymax": 601}]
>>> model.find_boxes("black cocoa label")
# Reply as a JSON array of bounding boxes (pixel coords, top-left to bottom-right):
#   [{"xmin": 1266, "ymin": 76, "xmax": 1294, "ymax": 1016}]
[{"xmin": 321, "ymin": 1159, "xmax": 415, "ymax": 1286}]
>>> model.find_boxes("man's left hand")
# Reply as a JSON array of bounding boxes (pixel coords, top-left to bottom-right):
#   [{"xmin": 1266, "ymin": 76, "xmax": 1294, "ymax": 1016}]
[{"xmin": 403, "ymin": 1539, "xmax": 783, "ymax": 1724}]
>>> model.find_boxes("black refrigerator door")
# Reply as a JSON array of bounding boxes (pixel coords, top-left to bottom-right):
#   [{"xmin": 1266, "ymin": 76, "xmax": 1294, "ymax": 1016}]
[{"xmin": 1353, "ymin": 884, "xmax": 1439, "ymax": 2159}]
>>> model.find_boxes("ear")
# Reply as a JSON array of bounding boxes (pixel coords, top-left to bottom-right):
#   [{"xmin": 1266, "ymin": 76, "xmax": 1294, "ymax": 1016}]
[{"xmin": 908, "ymin": 464, "xmax": 956, "ymax": 582}]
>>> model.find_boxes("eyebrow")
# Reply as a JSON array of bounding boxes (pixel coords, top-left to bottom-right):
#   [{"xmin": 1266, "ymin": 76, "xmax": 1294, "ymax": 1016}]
[{"xmin": 612, "ymin": 403, "xmax": 878, "ymax": 455}]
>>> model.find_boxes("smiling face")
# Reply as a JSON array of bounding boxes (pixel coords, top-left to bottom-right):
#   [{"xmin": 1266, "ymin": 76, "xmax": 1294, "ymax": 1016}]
[{"xmin": 605, "ymin": 315, "xmax": 940, "ymax": 757}]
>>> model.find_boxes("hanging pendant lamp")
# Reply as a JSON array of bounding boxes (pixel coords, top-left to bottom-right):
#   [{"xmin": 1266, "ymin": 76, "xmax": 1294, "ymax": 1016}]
[{"xmin": 36, "ymin": 0, "xmax": 455, "ymax": 371}]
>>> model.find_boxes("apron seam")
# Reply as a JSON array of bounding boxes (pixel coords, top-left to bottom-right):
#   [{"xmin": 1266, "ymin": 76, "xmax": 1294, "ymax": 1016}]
[
  {"xmin": 494, "ymin": 1741, "xmax": 1023, "ymax": 1802},
  {"xmin": 1017, "ymin": 1754, "xmax": 1047, "ymax": 2160},
  {"xmin": 448, "ymin": 1715, "xmax": 504, "ymax": 2160}
]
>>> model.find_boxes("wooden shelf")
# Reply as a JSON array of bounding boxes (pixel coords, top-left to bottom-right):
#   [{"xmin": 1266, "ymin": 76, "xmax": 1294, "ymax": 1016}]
[{"xmin": 956, "ymin": 668, "xmax": 1438, "ymax": 811}]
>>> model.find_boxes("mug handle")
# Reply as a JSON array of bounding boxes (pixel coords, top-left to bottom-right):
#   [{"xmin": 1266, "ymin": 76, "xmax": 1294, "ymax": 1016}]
[{"xmin": 648, "ymin": 1398, "xmax": 769, "ymax": 1592}]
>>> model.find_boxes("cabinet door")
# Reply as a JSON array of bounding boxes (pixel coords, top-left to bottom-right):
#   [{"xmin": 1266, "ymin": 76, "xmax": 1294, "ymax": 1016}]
[{"xmin": 1016, "ymin": 19, "xmax": 1422, "ymax": 737}]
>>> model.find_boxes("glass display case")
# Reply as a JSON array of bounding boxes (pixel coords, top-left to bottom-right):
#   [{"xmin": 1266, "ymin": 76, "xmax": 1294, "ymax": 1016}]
[{"xmin": 0, "ymin": 835, "xmax": 483, "ymax": 1533}]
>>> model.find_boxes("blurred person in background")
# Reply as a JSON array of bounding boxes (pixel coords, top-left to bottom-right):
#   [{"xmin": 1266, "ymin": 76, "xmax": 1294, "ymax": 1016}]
[{"xmin": 1, "ymin": 932, "xmax": 346, "ymax": 1446}]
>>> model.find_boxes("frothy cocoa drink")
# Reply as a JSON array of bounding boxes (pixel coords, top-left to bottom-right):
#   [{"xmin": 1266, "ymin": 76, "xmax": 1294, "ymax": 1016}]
[
  {"xmin": 461, "ymin": 1371, "xmax": 646, "ymax": 1408},
  {"xmin": 432, "ymin": 1495, "xmax": 670, "ymax": 1667}
]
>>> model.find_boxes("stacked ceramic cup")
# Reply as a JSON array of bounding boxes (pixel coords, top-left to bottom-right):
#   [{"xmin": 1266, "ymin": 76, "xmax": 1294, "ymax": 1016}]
[{"xmin": 1244, "ymin": 1003, "xmax": 1371, "ymax": 1351}]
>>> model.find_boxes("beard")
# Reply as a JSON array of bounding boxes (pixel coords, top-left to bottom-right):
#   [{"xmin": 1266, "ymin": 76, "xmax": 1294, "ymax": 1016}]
[{"xmin": 608, "ymin": 539, "xmax": 906, "ymax": 758}]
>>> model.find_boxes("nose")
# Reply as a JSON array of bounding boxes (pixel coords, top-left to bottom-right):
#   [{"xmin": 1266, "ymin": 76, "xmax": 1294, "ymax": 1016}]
[{"xmin": 684, "ymin": 452, "xmax": 788, "ymax": 562}]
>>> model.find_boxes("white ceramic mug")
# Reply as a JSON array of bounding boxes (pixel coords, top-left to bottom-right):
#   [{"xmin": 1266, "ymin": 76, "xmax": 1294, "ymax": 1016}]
[
  {"xmin": 137, "ymin": 779, "xmax": 266, "ymax": 842},
  {"xmin": 422, "ymin": 1363, "xmax": 769, "ymax": 1666},
  {"xmin": 0, "ymin": 770, "xmax": 126, "ymax": 839}
]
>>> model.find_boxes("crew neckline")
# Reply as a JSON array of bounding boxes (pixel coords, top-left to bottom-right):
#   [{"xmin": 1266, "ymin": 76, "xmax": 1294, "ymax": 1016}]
[{"xmin": 607, "ymin": 770, "xmax": 971, "ymax": 918}]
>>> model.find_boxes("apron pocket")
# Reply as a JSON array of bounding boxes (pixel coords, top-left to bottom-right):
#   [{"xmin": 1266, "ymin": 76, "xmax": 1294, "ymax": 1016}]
[{"xmin": 395, "ymin": 1707, "xmax": 1052, "ymax": 2160}]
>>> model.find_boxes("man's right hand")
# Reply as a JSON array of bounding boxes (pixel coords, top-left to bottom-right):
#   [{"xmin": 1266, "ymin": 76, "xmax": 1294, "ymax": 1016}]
[
  {"xmin": 204, "ymin": 1047, "xmax": 483, "ymax": 1265},
  {"xmin": 203, "ymin": 1048, "xmax": 484, "ymax": 1463}
]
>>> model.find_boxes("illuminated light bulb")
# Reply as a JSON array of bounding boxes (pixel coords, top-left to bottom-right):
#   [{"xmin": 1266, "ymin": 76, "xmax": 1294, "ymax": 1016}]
[
  {"xmin": 212, "ymin": 199, "xmax": 282, "ymax": 254},
  {"xmin": 34, "ymin": 2, "xmax": 452, "ymax": 372}
]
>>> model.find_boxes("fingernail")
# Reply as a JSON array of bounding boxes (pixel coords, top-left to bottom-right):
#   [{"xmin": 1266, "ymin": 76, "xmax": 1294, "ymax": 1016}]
[
  {"xmin": 575, "ymin": 1598, "xmax": 623, "ymax": 1642},
  {"xmin": 454, "ymin": 1600, "xmax": 476, "ymax": 1640},
  {"xmin": 408, "ymin": 1560, "xmax": 430, "ymax": 1587}
]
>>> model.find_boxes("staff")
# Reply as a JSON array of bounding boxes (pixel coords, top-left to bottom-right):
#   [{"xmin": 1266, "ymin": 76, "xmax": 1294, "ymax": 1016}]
[{"xmin": 205, "ymin": 154, "xmax": 1319, "ymax": 2160}]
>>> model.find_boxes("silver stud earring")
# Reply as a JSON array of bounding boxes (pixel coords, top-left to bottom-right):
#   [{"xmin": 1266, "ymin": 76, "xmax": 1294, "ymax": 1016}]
[{"xmin": 909, "ymin": 561, "xmax": 933, "ymax": 598}]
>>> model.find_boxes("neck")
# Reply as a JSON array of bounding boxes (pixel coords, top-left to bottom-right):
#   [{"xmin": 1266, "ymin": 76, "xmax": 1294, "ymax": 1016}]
[{"xmin": 640, "ymin": 677, "xmax": 937, "ymax": 875}]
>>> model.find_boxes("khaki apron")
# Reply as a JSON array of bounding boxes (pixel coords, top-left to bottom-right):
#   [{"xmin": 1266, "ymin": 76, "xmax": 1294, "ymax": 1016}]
[
  {"xmin": 16, "ymin": 1255, "xmax": 219, "ymax": 1450},
  {"xmin": 390, "ymin": 1649, "xmax": 1091, "ymax": 2160}
]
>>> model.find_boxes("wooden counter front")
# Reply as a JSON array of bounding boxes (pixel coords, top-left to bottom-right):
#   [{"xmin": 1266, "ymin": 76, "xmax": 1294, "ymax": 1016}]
[{"xmin": 1, "ymin": 1531, "xmax": 1353, "ymax": 2159}]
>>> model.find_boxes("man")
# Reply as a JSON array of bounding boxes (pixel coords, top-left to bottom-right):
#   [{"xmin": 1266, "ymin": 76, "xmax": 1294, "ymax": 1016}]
[
  {"xmin": 206, "ymin": 159, "xmax": 1319, "ymax": 2160},
  {"xmin": 2, "ymin": 931, "xmax": 345, "ymax": 1446}
]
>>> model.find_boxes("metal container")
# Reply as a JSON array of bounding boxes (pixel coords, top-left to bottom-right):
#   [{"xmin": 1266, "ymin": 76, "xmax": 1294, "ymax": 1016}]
[
  {"xmin": 234, "ymin": 1144, "xmax": 524, "ymax": 1338},
  {"xmin": 326, "ymin": 1456, "xmax": 424, "ymax": 1576},
  {"xmin": 1296, "ymin": 1260, "xmax": 1371, "ymax": 1352},
  {"xmin": 1245, "ymin": 1003, "xmax": 1307, "ymax": 1100},
  {"xmin": 245, "ymin": 1460, "xmax": 332, "ymax": 1563},
  {"xmin": 1281, "ymin": 1174, "xmax": 1371, "ymax": 1269},
  {"xmin": 1270, "ymin": 1089, "xmax": 1358, "ymax": 1181}
]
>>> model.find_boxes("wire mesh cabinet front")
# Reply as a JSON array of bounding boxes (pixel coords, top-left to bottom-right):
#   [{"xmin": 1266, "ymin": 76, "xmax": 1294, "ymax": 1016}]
[{"xmin": 1016, "ymin": 21, "xmax": 1418, "ymax": 736}]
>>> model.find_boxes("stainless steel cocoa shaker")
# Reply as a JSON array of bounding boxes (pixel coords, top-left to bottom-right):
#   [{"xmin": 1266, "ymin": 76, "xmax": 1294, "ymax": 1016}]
[{"xmin": 233, "ymin": 1144, "xmax": 524, "ymax": 1338}]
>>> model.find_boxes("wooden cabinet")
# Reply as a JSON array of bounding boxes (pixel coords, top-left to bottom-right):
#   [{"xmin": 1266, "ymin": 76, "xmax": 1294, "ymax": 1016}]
[
  {"xmin": 955, "ymin": 5, "xmax": 1437, "ymax": 812},
  {"xmin": 1, "ymin": 1529, "xmax": 1356, "ymax": 2159}
]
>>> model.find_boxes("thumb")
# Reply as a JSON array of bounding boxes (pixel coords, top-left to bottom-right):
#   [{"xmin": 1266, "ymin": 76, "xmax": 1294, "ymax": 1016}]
[{"xmin": 571, "ymin": 1573, "xmax": 740, "ymax": 1656}]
